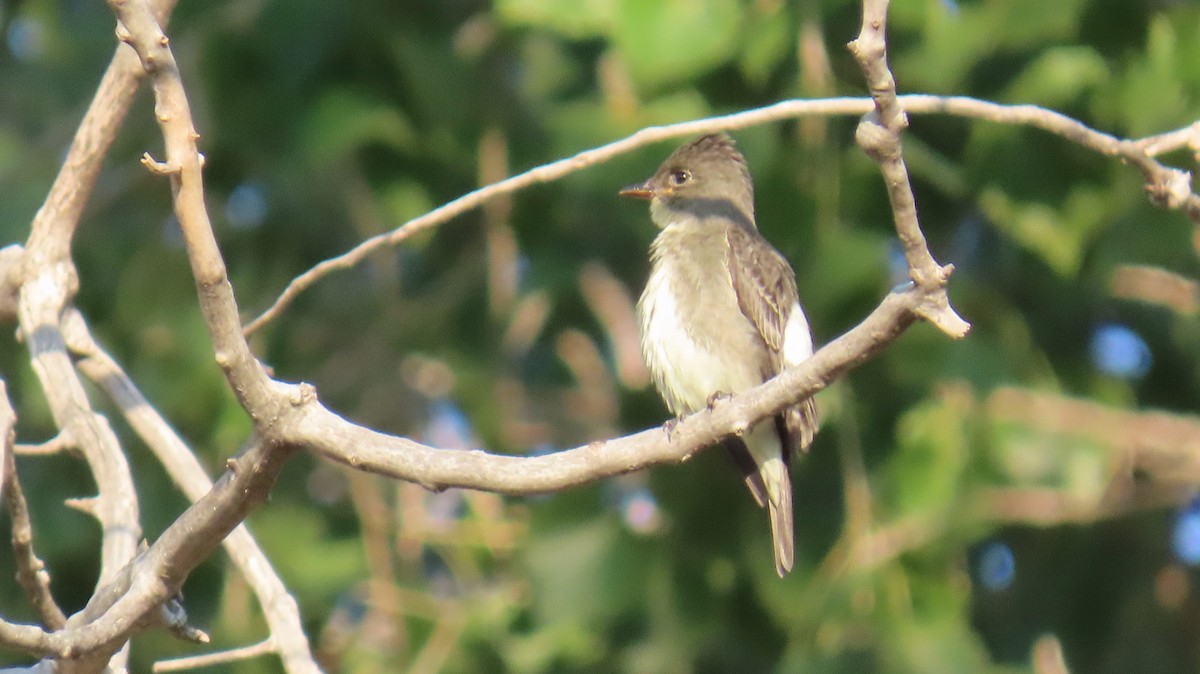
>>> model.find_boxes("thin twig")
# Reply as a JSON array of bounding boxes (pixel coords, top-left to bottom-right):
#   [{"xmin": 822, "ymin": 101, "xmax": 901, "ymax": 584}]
[
  {"xmin": 0, "ymin": 383, "xmax": 67, "ymax": 629},
  {"xmin": 152, "ymin": 637, "xmax": 276, "ymax": 673},
  {"xmin": 14, "ymin": 433, "xmax": 74, "ymax": 456},
  {"xmin": 243, "ymin": 95, "xmax": 1199, "ymax": 335},
  {"xmin": 1134, "ymin": 120, "xmax": 1200, "ymax": 158}
]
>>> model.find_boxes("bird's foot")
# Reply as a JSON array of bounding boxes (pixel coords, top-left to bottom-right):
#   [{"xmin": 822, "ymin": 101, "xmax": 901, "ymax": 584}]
[
  {"xmin": 706, "ymin": 390, "xmax": 733, "ymax": 410},
  {"xmin": 661, "ymin": 416, "xmax": 683, "ymax": 441}
]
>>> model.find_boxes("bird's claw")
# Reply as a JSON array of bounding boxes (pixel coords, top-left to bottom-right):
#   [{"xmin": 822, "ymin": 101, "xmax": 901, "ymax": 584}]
[
  {"xmin": 706, "ymin": 391, "xmax": 733, "ymax": 410},
  {"xmin": 662, "ymin": 416, "xmax": 682, "ymax": 441}
]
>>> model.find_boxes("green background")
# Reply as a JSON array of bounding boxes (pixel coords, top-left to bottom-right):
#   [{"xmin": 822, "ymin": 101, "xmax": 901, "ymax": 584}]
[{"xmin": 1, "ymin": 0, "xmax": 1199, "ymax": 671}]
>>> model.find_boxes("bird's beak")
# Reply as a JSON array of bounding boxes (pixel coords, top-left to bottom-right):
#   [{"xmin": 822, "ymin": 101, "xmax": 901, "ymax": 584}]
[{"xmin": 619, "ymin": 180, "xmax": 654, "ymax": 200}]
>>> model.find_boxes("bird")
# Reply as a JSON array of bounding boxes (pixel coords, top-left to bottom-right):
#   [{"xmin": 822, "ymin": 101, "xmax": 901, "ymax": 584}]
[{"xmin": 620, "ymin": 133, "xmax": 819, "ymax": 577}]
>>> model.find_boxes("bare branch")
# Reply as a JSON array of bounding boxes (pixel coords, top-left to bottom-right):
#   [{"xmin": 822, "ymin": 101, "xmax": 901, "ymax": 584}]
[
  {"xmin": 987, "ymin": 387, "xmax": 1200, "ymax": 485},
  {"xmin": 0, "ymin": 383, "xmax": 67, "ymax": 629},
  {"xmin": 23, "ymin": 2, "xmax": 177, "ymax": 263},
  {"xmin": 153, "ymin": 638, "xmax": 276, "ymax": 673},
  {"xmin": 8, "ymin": 435, "xmax": 296, "ymax": 663},
  {"xmin": 0, "ymin": 1, "xmax": 309, "ymax": 665},
  {"xmin": 1110, "ymin": 265, "xmax": 1197, "ymax": 315},
  {"xmin": 107, "ymin": 0, "xmax": 278, "ymax": 417},
  {"xmin": 1135, "ymin": 120, "xmax": 1200, "ymax": 159},
  {"xmin": 14, "ymin": 433, "xmax": 74, "ymax": 457},
  {"xmin": 245, "ymin": 95, "xmax": 1200, "ymax": 335},
  {"xmin": 63, "ymin": 310, "xmax": 320, "ymax": 673},
  {"xmin": 16, "ymin": 264, "xmax": 140, "ymax": 674},
  {"xmin": 848, "ymin": 0, "xmax": 969, "ymax": 338},
  {"xmin": 288, "ymin": 283, "xmax": 918, "ymax": 493},
  {"xmin": 15, "ymin": 266, "xmax": 143, "ymax": 563},
  {"xmin": 241, "ymin": 97, "xmax": 888, "ymax": 335},
  {"xmin": 0, "ymin": 3, "xmax": 182, "ymax": 671}
]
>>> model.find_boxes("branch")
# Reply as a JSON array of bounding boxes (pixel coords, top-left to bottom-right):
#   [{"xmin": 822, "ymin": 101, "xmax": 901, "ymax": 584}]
[
  {"xmin": 16, "ymin": 264, "xmax": 140, "ymax": 674},
  {"xmin": 63, "ymin": 310, "xmax": 320, "ymax": 673},
  {"xmin": 153, "ymin": 637, "xmax": 276, "ymax": 673},
  {"xmin": 0, "ymin": 0, "xmax": 311, "ymax": 667},
  {"xmin": 987, "ymin": 387, "xmax": 1200, "ymax": 485},
  {"xmin": 0, "ymin": 437, "xmax": 295, "ymax": 662},
  {"xmin": 107, "ymin": 0, "xmax": 278, "ymax": 417},
  {"xmin": 243, "ymin": 95, "xmax": 1199, "ymax": 336},
  {"xmin": 22, "ymin": 2, "xmax": 177, "ymax": 264},
  {"xmin": 241, "ymin": 97, "xmax": 889, "ymax": 335},
  {"xmin": 287, "ymin": 283, "xmax": 917, "ymax": 493},
  {"xmin": 0, "ymin": 0, "xmax": 179, "ymax": 668},
  {"xmin": 0, "ymin": 382, "xmax": 67, "ymax": 630},
  {"xmin": 848, "ymin": 0, "xmax": 969, "ymax": 338},
  {"xmin": 0, "ymin": 278, "xmax": 926, "ymax": 670}
]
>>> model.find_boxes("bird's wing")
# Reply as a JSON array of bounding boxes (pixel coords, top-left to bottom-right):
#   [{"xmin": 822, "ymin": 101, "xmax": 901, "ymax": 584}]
[
  {"xmin": 726, "ymin": 224, "xmax": 819, "ymax": 453},
  {"xmin": 725, "ymin": 224, "xmax": 798, "ymax": 371}
]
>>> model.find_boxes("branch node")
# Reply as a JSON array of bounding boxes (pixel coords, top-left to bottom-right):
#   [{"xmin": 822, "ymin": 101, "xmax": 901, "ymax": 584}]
[
  {"xmin": 114, "ymin": 23, "xmax": 132, "ymax": 44},
  {"xmin": 64, "ymin": 496, "xmax": 98, "ymax": 515},
  {"xmin": 162, "ymin": 595, "xmax": 210, "ymax": 645},
  {"xmin": 855, "ymin": 111, "xmax": 894, "ymax": 160},
  {"xmin": 729, "ymin": 415, "xmax": 752, "ymax": 438},
  {"xmin": 291, "ymin": 383, "xmax": 317, "ymax": 406},
  {"xmin": 1146, "ymin": 168, "xmax": 1194, "ymax": 209},
  {"xmin": 140, "ymin": 152, "xmax": 179, "ymax": 176},
  {"xmin": 913, "ymin": 288, "xmax": 972, "ymax": 339}
]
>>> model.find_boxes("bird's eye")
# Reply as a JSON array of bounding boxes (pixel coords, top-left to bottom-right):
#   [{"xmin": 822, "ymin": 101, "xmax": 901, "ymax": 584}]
[{"xmin": 669, "ymin": 170, "xmax": 691, "ymax": 186}]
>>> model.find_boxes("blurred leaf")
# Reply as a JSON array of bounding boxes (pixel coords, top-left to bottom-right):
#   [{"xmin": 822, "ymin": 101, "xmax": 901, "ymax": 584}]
[
  {"xmin": 738, "ymin": 2, "xmax": 794, "ymax": 87},
  {"xmin": 885, "ymin": 385, "xmax": 973, "ymax": 518},
  {"xmin": 495, "ymin": 0, "xmax": 618, "ymax": 39},
  {"xmin": 1113, "ymin": 15, "xmax": 1191, "ymax": 137},
  {"xmin": 978, "ymin": 184, "xmax": 1109, "ymax": 277},
  {"xmin": 1004, "ymin": 46, "xmax": 1109, "ymax": 106},
  {"xmin": 612, "ymin": 0, "xmax": 743, "ymax": 90},
  {"xmin": 302, "ymin": 88, "xmax": 416, "ymax": 165}
]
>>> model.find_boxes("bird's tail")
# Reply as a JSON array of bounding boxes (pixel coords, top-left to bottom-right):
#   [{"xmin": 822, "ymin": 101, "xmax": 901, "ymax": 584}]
[{"xmin": 759, "ymin": 454, "xmax": 794, "ymax": 577}]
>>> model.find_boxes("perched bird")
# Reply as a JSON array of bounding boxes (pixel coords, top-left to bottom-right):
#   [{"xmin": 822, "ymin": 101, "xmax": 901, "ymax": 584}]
[{"xmin": 620, "ymin": 133, "xmax": 819, "ymax": 577}]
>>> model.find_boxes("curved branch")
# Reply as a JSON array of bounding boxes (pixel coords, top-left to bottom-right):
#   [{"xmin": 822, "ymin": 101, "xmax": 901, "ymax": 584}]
[
  {"xmin": 17, "ymin": 264, "xmax": 140, "ymax": 674},
  {"xmin": 0, "ymin": 383, "xmax": 67, "ymax": 630},
  {"xmin": 245, "ymin": 95, "xmax": 1199, "ymax": 335},
  {"xmin": 288, "ymin": 283, "xmax": 917, "ymax": 493}
]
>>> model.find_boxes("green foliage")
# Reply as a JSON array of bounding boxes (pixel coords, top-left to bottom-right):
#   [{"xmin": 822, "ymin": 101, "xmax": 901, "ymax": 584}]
[{"xmin": 1, "ymin": 0, "xmax": 1199, "ymax": 672}]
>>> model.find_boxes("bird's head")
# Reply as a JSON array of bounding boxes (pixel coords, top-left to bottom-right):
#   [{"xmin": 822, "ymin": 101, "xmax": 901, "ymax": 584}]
[{"xmin": 620, "ymin": 133, "xmax": 755, "ymax": 230}]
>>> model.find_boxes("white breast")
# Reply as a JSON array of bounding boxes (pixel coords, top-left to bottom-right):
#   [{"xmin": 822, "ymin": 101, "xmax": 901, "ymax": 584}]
[{"xmin": 638, "ymin": 262, "xmax": 764, "ymax": 415}]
